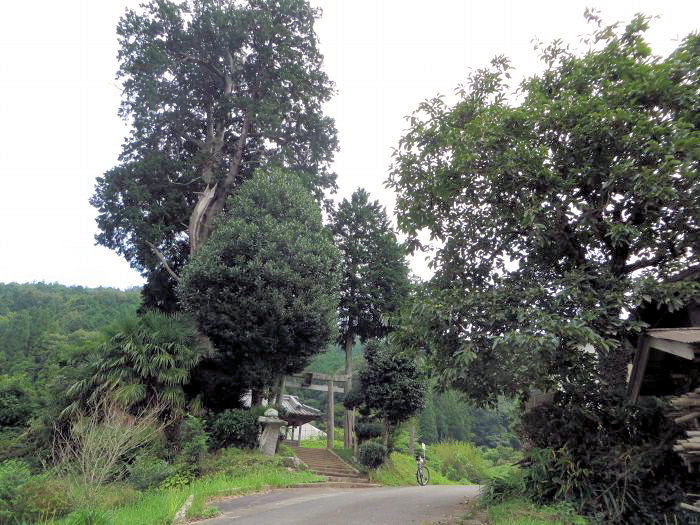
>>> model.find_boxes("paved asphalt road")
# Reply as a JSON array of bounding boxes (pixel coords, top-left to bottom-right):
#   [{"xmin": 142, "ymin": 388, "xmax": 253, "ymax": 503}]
[{"xmin": 200, "ymin": 485, "xmax": 480, "ymax": 525}]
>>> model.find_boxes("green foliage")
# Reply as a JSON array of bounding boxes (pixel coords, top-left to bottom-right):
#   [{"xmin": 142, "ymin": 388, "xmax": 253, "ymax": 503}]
[
  {"xmin": 178, "ymin": 416, "xmax": 208, "ymax": 469},
  {"xmin": 521, "ymin": 389, "xmax": 689, "ymax": 523},
  {"xmin": 429, "ymin": 441, "xmax": 489, "ymax": 483},
  {"xmin": 0, "ymin": 460, "xmax": 32, "ymax": 524},
  {"xmin": 0, "ymin": 375, "xmax": 35, "ymax": 429},
  {"xmin": 331, "ymin": 188, "xmax": 410, "ymax": 347},
  {"xmin": 486, "ymin": 498, "xmax": 586, "ymax": 525},
  {"xmin": 480, "ymin": 469, "xmax": 526, "ymax": 506},
  {"xmin": 209, "ymin": 409, "xmax": 259, "ymax": 450},
  {"xmin": 127, "ymin": 455, "xmax": 174, "ymax": 490},
  {"xmin": 346, "ymin": 339, "xmax": 425, "ymax": 432},
  {"xmin": 388, "ymin": 13, "xmax": 700, "ymax": 402},
  {"xmin": 358, "ymin": 442, "xmax": 387, "ymax": 469},
  {"xmin": 65, "ymin": 509, "xmax": 111, "ymax": 525},
  {"xmin": 369, "ymin": 451, "xmax": 453, "ymax": 486},
  {"xmin": 158, "ymin": 471, "xmax": 194, "ymax": 490},
  {"xmin": 178, "ymin": 170, "xmax": 341, "ymax": 390},
  {"xmin": 65, "ymin": 311, "xmax": 205, "ymax": 416},
  {"xmin": 91, "ymin": 0, "xmax": 338, "ymax": 310},
  {"xmin": 355, "ymin": 421, "xmax": 383, "ymax": 443}
]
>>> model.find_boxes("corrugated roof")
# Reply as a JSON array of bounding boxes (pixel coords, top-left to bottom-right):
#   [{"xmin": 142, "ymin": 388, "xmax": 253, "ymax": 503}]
[{"xmin": 647, "ymin": 327, "xmax": 700, "ymax": 344}]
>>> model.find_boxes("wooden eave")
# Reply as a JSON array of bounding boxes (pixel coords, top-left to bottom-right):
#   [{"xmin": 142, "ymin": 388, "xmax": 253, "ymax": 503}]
[{"xmin": 628, "ymin": 328, "xmax": 700, "ymax": 401}]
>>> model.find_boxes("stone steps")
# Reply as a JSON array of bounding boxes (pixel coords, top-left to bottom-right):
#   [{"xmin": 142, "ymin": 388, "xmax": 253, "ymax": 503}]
[{"xmin": 289, "ymin": 445, "xmax": 379, "ymax": 488}]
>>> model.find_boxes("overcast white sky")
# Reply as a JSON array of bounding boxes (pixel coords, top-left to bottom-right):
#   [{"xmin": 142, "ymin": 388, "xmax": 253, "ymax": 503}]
[{"xmin": 0, "ymin": 1, "xmax": 698, "ymax": 289}]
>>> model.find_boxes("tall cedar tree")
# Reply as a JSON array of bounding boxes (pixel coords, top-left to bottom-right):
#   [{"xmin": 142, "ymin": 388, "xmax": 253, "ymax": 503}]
[
  {"xmin": 388, "ymin": 14, "xmax": 700, "ymax": 403},
  {"xmin": 330, "ymin": 188, "xmax": 410, "ymax": 446},
  {"xmin": 177, "ymin": 171, "xmax": 340, "ymax": 398},
  {"xmin": 91, "ymin": 0, "xmax": 337, "ymax": 307}
]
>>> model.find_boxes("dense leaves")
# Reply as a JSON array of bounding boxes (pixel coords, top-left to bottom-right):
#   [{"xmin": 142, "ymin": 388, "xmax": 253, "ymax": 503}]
[
  {"xmin": 331, "ymin": 188, "xmax": 410, "ymax": 347},
  {"xmin": 91, "ymin": 0, "xmax": 338, "ymax": 303},
  {"xmin": 345, "ymin": 339, "xmax": 426, "ymax": 440},
  {"xmin": 65, "ymin": 311, "xmax": 206, "ymax": 416},
  {"xmin": 177, "ymin": 170, "xmax": 341, "ymax": 392},
  {"xmin": 522, "ymin": 389, "xmax": 692, "ymax": 524},
  {"xmin": 388, "ymin": 13, "xmax": 700, "ymax": 402}
]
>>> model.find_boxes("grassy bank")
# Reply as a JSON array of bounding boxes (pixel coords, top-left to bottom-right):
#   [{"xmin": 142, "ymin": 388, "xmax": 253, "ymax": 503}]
[{"xmin": 29, "ymin": 450, "xmax": 322, "ymax": 525}]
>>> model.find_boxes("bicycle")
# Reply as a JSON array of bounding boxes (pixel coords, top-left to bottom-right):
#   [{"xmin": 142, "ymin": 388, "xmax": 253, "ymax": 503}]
[{"xmin": 416, "ymin": 456, "xmax": 430, "ymax": 486}]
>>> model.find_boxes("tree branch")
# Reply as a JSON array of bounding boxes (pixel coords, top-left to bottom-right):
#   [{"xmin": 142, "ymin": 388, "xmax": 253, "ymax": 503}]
[
  {"xmin": 175, "ymin": 52, "xmax": 226, "ymax": 84},
  {"xmin": 145, "ymin": 241, "xmax": 180, "ymax": 281},
  {"xmin": 622, "ymin": 253, "xmax": 666, "ymax": 274}
]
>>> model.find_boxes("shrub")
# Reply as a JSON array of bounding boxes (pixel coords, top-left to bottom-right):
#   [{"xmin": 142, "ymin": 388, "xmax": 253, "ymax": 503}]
[
  {"xmin": 479, "ymin": 469, "xmax": 526, "ymax": 506},
  {"xmin": 209, "ymin": 409, "xmax": 259, "ymax": 450},
  {"xmin": 358, "ymin": 442, "xmax": 387, "ymax": 469},
  {"xmin": 521, "ymin": 388, "xmax": 691, "ymax": 524},
  {"xmin": 0, "ymin": 459, "xmax": 32, "ymax": 524},
  {"xmin": 19, "ymin": 475, "xmax": 75, "ymax": 521},
  {"xmin": 430, "ymin": 441, "xmax": 489, "ymax": 483},
  {"xmin": 355, "ymin": 421, "xmax": 383, "ymax": 443},
  {"xmin": 127, "ymin": 454, "xmax": 174, "ymax": 490},
  {"xmin": 53, "ymin": 401, "xmax": 162, "ymax": 486},
  {"xmin": 178, "ymin": 415, "xmax": 208, "ymax": 468},
  {"xmin": 159, "ymin": 470, "xmax": 194, "ymax": 490}
]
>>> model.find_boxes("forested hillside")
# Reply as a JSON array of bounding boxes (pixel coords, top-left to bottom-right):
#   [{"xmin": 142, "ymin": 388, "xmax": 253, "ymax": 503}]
[{"xmin": 0, "ymin": 283, "xmax": 141, "ymax": 377}]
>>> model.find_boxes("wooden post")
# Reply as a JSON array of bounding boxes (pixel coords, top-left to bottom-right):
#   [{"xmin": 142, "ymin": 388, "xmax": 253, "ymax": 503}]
[{"xmin": 327, "ymin": 379, "xmax": 334, "ymax": 449}]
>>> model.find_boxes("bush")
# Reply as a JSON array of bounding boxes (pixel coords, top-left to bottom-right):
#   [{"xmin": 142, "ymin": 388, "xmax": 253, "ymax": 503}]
[
  {"xmin": 18, "ymin": 475, "xmax": 75, "ymax": 521},
  {"xmin": 479, "ymin": 469, "xmax": 526, "ymax": 506},
  {"xmin": 127, "ymin": 454, "xmax": 174, "ymax": 490},
  {"xmin": 178, "ymin": 415, "xmax": 208, "ymax": 468},
  {"xmin": 521, "ymin": 387, "xmax": 691, "ymax": 524},
  {"xmin": 358, "ymin": 442, "xmax": 387, "ymax": 469},
  {"xmin": 355, "ymin": 421, "xmax": 383, "ymax": 443},
  {"xmin": 0, "ymin": 459, "xmax": 32, "ymax": 524},
  {"xmin": 209, "ymin": 409, "xmax": 259, "ymax": 450},
  {"xmin": 159, "ymin": 470, "xmax": 195, "ymax": 490},
  {"xmin": 430, "ymin": 441, "xmax": 489, "ymax": 483}
]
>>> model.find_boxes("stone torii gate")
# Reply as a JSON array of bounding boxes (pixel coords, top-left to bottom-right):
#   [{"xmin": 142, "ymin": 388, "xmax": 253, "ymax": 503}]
[{"xmin": 284, "ymin": 372, "xmax": 348, "ymax": 449}]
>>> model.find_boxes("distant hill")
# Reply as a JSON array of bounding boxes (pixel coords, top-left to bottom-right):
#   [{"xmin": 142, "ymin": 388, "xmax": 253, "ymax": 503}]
[{"xmin": 0, "ymin": 282, "xmax": 141, "ymax": 377}]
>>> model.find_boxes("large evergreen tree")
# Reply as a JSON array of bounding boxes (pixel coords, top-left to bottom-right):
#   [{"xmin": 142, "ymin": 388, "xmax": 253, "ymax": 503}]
[
  {"xmin": 177, "ymin": 171, "xmax": 340, "ymax": 398},
  {"xmin": 330, "ymin": 188, "xmax": 410, "ymax": 447},
  {"xmin": 91, "ymin": 0, "xmax": 337, "ymax": 307}
]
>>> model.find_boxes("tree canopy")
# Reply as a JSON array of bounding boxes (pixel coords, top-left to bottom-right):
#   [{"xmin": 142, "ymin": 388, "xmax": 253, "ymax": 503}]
[
  {"xmin": 177, "ymin": 170, "xmax": 341, "ymax": 393},
  {"xmin": 388, "ymin": 13, "xmax": 700, "ymax": 403},
  {"xmin": 345, "ymin": 339, "xmax": 426, "ymax": 441},
  {"xmin": 331, "ymin": 188, "xmax": 410, "ymax": 348},
  {"xmin": 91, "ymin": 0, "xmax": 337, "ymax": 305}
]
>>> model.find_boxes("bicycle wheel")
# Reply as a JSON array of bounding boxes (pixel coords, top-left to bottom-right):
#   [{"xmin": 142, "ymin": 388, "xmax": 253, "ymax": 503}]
[{"xmin": 416, "ymin": 466, "xmax": 430, "ymax": 486}]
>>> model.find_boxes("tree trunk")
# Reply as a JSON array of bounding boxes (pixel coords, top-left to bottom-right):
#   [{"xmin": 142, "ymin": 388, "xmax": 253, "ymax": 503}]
[
  {"xmin": 344, "ymin": 329, "xmax": 354, "ymax": 449},
  {"xmin": 382, "ymin": 417, "xmax": 390, "ymax": 448},
  {"xmin": 189, "ymin": 111, "xmax": 252, "ymax": 255},
  {"xmin": 408, "ymin": 421, "xmax": 415, "ymax": 457}
]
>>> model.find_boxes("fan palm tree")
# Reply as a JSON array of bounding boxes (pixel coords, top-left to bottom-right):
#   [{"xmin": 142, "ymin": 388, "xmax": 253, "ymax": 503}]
[{"xmin": 65, "ymin": 311, "xmax": 207, "ymax": 418}]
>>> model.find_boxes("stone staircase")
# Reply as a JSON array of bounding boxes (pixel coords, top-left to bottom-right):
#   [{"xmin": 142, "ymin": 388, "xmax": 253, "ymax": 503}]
[{"xmin": 289, "ymin": 445, "xmax": 378, "ymax": 488}]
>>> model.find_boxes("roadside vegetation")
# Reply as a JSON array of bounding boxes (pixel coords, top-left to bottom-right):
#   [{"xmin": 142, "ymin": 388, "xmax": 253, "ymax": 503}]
[{"xmin": 0, "ymin": 448, "xmax": 322, "ymax": 525}]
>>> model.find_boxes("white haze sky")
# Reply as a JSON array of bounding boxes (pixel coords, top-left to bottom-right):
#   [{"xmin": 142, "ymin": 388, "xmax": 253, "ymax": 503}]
[{"xmin": 0, "ymin": 1, "xmax": 698, "ymax": 289}]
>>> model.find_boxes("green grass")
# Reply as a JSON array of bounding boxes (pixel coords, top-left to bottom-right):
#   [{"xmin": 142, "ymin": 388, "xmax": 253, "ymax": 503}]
[
  {"xmin": 487, "ymin": 498, "xmax": 586, "ymax": 525},
  {"xmin": 41, "ymin": 450, "xmax": 324, "ymax": 525},
  {"xmin": 370, "ymin": 451, "xmax": 455, "ymax": 486}
]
